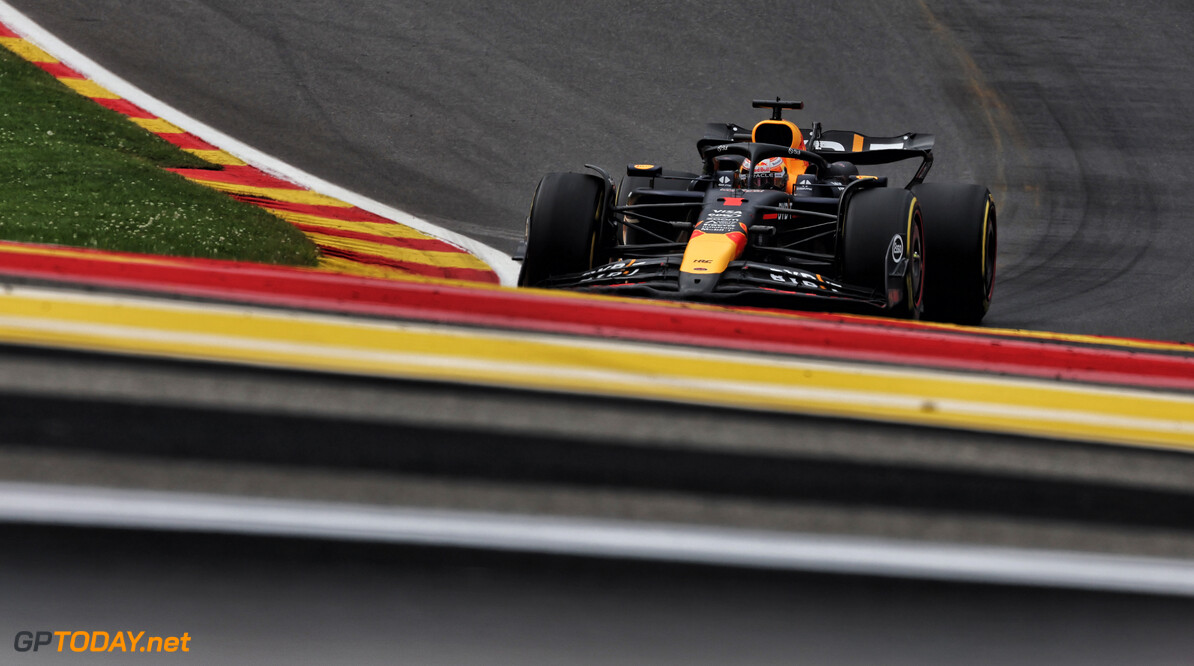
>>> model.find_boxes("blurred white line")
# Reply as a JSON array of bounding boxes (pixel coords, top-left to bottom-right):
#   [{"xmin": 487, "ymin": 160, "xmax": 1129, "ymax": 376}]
[{"xmin": 2, "ymin": 482, "xmax": 1193, "ymax": 597}]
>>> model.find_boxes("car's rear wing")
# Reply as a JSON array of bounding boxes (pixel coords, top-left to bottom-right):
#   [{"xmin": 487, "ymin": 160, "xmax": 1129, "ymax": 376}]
[
  {"xmin": 806, "ymin": 129, "xmax": 935, "ymax": 186},
  {"xmin": 806, "ymin": 129, "xmax": 934, "ymax": 154},
  {"xmin": 698, "ymin": 123, "xmax": 935, "ymax": 187}
]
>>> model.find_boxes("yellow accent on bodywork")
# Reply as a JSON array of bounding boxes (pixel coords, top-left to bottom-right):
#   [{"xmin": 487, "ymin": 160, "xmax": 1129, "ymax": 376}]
[{"xmin": 680, "ymin": 233, "xmax": 742, "ymax": 274}]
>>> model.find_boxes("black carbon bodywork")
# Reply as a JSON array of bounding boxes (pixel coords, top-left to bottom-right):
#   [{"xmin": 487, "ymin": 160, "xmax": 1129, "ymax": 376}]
[{"xmin": 519, "ymin": 102, "xmax": 938, "ymax": 315}]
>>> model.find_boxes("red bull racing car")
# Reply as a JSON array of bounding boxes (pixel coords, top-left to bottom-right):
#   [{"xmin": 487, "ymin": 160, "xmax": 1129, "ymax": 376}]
[{"xmin": 516, "ymin": 99, "xmax": 996, "ymax": 324}]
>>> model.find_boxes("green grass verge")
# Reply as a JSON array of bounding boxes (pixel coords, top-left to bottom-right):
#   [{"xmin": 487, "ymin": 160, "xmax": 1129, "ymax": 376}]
[{"xmin": 0, "ymin": 46, "xmax": 319, "ymax": 265}]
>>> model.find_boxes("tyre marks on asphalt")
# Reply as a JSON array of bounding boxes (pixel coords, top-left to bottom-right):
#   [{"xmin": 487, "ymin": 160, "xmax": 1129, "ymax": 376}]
[{"xmin": 0, "ymin": 20, "xmax": 500, "ymax": 285}]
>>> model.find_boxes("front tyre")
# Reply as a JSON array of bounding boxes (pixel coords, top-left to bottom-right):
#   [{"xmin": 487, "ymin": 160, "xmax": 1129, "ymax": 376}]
[
  {"xmin": 841, "ymin": 187, "xmax": 924, "ymax": 318},
  {"xmin": 912, "ymin": 183, "xmax": 996, "ymax": 325},
  {"xmin": 518, "ymin": 172, "xmax": 605, "ymax": 287}
]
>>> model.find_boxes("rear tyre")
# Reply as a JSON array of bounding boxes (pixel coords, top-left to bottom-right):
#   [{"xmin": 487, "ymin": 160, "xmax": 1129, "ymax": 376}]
[
  {"xmin": 912, "ymin": 183, "xmax": 996, "ymax": 325},
  {"xmin": 518, "ymin": 172, "xmax": 605, "ymax": 287},
  {"xmin": 841, "ymin": 187, "xmax": 924, "ymax": 318}
]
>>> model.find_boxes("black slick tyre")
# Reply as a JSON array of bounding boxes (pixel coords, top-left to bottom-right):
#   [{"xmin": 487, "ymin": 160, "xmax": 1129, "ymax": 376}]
[
  {"xmin": 912, "ymin": 183, "xmax": 996, "ymax": 325},
  {"xmin": 518, "ymin": 172, "xmax": 605, "ymax": 287},
  {"xmin": 841, "ymin": 187, "xmax": 924, "ymax": 318}
]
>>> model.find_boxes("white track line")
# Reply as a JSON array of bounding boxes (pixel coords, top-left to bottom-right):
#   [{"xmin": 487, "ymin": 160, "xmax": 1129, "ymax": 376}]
[
  {"xmin": 0, "ymin": 1, "xmax": 521, "ymax": 285},
  {"xmin": 3, "ymin": 481, "xmax": 1194, "ymax": 597}
]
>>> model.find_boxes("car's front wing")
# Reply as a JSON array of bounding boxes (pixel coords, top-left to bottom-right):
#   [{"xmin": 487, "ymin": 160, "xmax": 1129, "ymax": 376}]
[{"xmin": 542, "ymin": 257, "xmax": 890, "ymax": 310}]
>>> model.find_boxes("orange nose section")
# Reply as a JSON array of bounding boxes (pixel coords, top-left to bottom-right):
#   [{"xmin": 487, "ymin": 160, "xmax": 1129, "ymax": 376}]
[{"xmin": 680, "ymin": 229, "xmax": 748, "ymax": 275}]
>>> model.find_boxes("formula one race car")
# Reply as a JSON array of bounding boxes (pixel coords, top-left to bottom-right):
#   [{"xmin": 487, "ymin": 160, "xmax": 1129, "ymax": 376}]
[{"xmin": 515, "ymin": 99, "xmax": 997, "ymax": 324}]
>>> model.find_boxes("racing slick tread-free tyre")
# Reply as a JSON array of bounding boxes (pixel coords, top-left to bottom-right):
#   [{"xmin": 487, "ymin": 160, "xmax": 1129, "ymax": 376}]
[
  {"xmin": 911, "ymin": 183, "xmax": 996, "ymax": 325},
  {"xmin": 518, "ymin": 172, "xmax": 605, "ymax": 287},
  {"xmin": 841, "ymin": 187, "xmax": 924, "ymax": 318}
]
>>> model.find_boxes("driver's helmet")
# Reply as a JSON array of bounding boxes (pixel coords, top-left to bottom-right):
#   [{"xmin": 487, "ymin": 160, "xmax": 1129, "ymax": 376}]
[{"xmin": 741, "ymin": 156, "xmax": 789, "ymax": 190}]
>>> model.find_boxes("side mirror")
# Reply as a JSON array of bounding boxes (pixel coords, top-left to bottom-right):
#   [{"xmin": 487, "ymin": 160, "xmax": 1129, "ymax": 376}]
[{"xmin": 627, "ymin": 163, "xmax": 663, "ymax": 177}]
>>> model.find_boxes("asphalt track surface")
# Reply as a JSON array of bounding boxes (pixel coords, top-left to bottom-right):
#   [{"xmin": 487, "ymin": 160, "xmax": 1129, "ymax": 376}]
[
  {"xmin": 5, "ymin": 0, "xmax": 1194, "ymax": 660},
  {"xmin": 10, "ymin": 0, "xmax": 1194, "ymax": 341}
]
